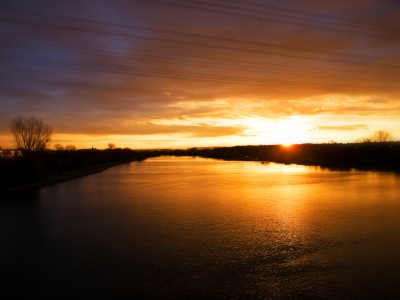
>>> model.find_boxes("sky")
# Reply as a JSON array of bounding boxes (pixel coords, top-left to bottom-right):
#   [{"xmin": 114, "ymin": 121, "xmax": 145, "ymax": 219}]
[{"xmin": 1, "ymin": 0, "xmax": 400, "ymax": 149}]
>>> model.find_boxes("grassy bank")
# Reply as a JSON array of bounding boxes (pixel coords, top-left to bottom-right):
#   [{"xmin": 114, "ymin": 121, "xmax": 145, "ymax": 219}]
[
  {"xmin": 2, "ymin": 142, "xmax": 400, "ymax": 196},
  {"xmin": 0, "ymin": 161, "xmax": 131, "ymax": 196},
  {"xmin": 0, "ymin": 148, "xmax": 159, "ymax": 196}
]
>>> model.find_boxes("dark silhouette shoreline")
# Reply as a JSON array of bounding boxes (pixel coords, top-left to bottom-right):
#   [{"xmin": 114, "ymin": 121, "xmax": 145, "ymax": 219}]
[
  {"xmin": 0, "ymin": 148, "xmax": 157, "ymax": 196},
  {"xmin": 165, "ymin": 142, "xmax": 400, "ymax": 172},
  {"xmin": 0, "ymin": 161, "xmax": 130, "ymax": 196},
  {"xmin": 2, "ymin": 142, "xmax": 400, "ymax": 196}
]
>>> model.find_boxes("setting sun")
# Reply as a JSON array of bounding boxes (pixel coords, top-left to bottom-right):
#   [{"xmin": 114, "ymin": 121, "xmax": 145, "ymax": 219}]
[
  {"xmin": 281, "ymin": 143, "xmax": 293, "ymax": 148},
  {"xmin": 1, "ymin": 0, "xmax": 400, "ymax": 148},
  {"xmin": 2, "ymin": 0, "xmax": 400, "ymax": 298}
]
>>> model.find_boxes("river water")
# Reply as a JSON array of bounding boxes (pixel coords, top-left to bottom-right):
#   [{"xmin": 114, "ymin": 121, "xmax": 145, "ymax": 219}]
[{"xmin": 1, "ymin": 156, "xmax": 400, "ymax": 299}]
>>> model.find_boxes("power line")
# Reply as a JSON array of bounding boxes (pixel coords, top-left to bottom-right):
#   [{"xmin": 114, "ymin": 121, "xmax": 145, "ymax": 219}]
[
  {"xmin": 2, "ymin": 16, "xmax": 397, "ymax": 69},
  {"xmin": 1, "ymin": 2, "xmax": 398, "ymax": 94},
  {"xmin": 2, "ymin": 35, "xmax": 397, "ymax": 82},
  {"xmin": 182, "ymin": 0, "xmax": 400, "ymax": 33},
  {"xmin": 4, "ymin": 0, "xmax": 354, "ymax": 49},
  {"xmin": 129, "ymin": 0, "xmax": 400, "ymax": 40},
  {"xmin": 1, "ymin": 6, "xmax": 397, "ymax": 64},
  {"xmin": 0, "ymin": 74, "xmax": 223, "ymax": 98},
  {"xmin": 2, "ymin": 51, "xmax": 396, "ymax": 91}
]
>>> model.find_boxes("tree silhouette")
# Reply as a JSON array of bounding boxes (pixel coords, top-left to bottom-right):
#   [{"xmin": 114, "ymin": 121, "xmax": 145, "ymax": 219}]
[
  {"xmin": 65, "ymin": 145, "xmax": 76, "ymax": 150},
  {"xmin": 354, "ymin": 137, "xmax": 371, "ymax": 143},
  {"xmin": 54, "ymin": 144, "xmax": 64, "ymax": 150},
  {"xmin": 108, "ymin": 143, "xmax": 116, "ymax": 149},
  {"xmin": 10, "ymin": 116, "xmax": 53, "ymax": 151},
  {"xmin": 371, "ymin": 130, "xmax": 393, "ymax": 142},
  {"xmin": 355, "ymin": 130, "xmax": 394, "ymax": 143}
]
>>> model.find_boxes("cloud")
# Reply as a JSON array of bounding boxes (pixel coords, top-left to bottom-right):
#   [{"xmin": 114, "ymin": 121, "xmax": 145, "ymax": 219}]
[
  {"xmin": 1, "ymin": 0, "xmax": 400, "ymax": 146},
  {"xmin": 187, "ymin": 124, "xmax": 246, "ymax": 137},
  {"xmin": 316, "ymin": 125, "xmax": 368, "ymax": 131},
  {"xmin": 53, "ymin": 120, "xmax": 247, "ymax": 137}
]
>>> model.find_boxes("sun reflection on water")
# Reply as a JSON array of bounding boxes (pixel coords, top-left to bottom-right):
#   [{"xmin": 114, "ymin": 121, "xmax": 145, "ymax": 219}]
[{"xmin": 3, "ymin": 156, "xmax": 400, "ymax": 298}]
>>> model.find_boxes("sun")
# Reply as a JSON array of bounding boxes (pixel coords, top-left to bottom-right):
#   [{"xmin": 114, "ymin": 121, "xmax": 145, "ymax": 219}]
[{"xmin": 282, "ymin": 143, "xmax": 293, "ymax": 148}]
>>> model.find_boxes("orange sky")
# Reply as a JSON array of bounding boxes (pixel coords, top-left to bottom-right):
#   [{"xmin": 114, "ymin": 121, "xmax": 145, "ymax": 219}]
[{"xmin": 1, "ymin": 0, "xmax": 400, "ymax": 149}]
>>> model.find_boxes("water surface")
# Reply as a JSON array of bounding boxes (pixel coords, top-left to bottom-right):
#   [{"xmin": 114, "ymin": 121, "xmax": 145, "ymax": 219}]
[{"xmin": 1, "ymin": 157, "xmax": 400, "ymax": 299}]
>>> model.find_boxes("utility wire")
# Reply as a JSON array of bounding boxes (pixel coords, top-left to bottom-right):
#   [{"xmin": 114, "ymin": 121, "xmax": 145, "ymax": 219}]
[
  {"xmin": 129, "ymin": 0, "xmax": 400, "ymax": 40},
  {"xmin": 2, "ymin": 36, "xmax": 397, "ymax": 82},
  {"xmin": 180, "ymin": 0, "xmax": 400, "ymax": 33},
  {"xmin": 2, "ymin": 16, "xmax": 396, "ymax": 68},
  {"xmin": 1, "ymin": 6, "xmax": 396, "ymax": 63},
  {"xmin": 2, "ymin": 51, "xmax": 395, "ymax": 91},
  {"xmin": 0, "ymin": 73, "xmax": 223, "ymax": 98},
  {"xmin": 4, "ymin": 0, "xmax": 356, "ymax": 49}
]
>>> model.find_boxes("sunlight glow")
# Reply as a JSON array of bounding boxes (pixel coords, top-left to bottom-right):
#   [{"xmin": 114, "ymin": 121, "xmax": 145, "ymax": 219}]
[{"xmin": 281, "ymin": 143, "xmax": 293, "ymax": 148}]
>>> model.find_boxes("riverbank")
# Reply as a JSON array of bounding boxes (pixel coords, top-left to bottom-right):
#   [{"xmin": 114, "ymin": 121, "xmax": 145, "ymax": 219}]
[
  {"xmin": 2, "ymin": 143, "xmax": 399, "ymax": 197},
  {"xmin": 2, "ymin": 156, "xmax": 400, "ymax": 299},
  {"xmin": 165, "ymin": 143, "xmax": 400, "ymax": 171},
  {"xmin": 0, "ymin": 160, "xmax": 130, "ymax": 196}
]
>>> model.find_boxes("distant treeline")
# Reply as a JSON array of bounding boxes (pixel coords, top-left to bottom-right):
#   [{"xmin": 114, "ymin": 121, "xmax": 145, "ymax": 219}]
[
  {"xmin": 164, "ymin": 142, "xmax": 400, "ymax": 170},
  {"xmin": 0, "ymin": 148, "xmax": 157, "ymax": 189},
  {"xmin": 2, "ymin": 143, "xmax": 400, "ymax": 190}
]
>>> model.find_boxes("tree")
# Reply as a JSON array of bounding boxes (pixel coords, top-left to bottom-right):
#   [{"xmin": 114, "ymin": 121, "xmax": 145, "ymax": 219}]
[
  {"xmin": 54, "ymin": 144, "xmax": 64, "ymax": 150},
  {"xmin": 108, "ymin": 143, "xmax": 116, "ymax": 149},
  {"xmin": 355, "ymin": 130, "xmax": 394, "ymax": 143},
  {"xmin": 371, "ymin": 130, "xmax": 393, "ymax": 142},
  {"xmin": 65, "ymin": 145, "xmax": 76, "ymax": 150},
  {"xmin": 10, "ymin": 116, "xmax": 53, "ymax": 151},
  {"xmin": 354, "ymin": 137, "xmax": 371, "ymax": 143}
]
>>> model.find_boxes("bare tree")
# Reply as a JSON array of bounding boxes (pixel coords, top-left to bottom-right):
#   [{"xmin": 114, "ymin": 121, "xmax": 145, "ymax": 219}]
[
  {"xmin": 355, "ymin": 130, "xmax": 394, "ymax": 143},
  {"xmin": 10, "ymin": 116, "xmax": 53, "ymax": 151},
  {"xmin": 54, "ymin": 144, "xmax": 64, "ymax": 150},
  {"xmin": 371, "ymin": 130, "xmax": 393, "ymax": 142},
  {"xmin": 354, "ymin": 137, "xmax": 371, "ymax": 143},
  {"xmin": 108, "ymin": 143, "xmax": 116, "ymax": 149},
  {"xmin": 65, "ymin": 145, "xmax": 76, "ymax": 150}
]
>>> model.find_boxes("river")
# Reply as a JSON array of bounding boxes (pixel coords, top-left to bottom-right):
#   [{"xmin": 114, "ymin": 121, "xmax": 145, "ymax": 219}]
[{"xmin": 1, "ymin": 156, "xmax": 400, "ymax": 299}]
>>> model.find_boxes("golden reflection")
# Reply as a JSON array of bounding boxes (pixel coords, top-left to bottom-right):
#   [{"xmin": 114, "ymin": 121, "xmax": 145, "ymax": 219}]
[{"xmin": 245, "ymin": 161, "xmax": 315, "ymax": 173}]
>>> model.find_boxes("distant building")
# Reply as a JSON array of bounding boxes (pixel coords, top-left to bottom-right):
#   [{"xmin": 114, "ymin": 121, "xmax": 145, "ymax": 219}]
[{"xmin": 0, "ymin": 149, "xmax": 22, "ymax": 158}]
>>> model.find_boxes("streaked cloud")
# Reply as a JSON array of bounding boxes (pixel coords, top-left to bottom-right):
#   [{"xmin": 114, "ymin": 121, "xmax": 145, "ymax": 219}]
[{"xmin": 1, "ymin": 0, "xmax": 400, "ymax": 148}]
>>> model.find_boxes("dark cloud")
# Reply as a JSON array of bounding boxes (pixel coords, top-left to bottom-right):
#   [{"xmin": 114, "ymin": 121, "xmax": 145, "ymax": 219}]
[{"xmin": 1, "ymin": 0, "xmax": 400, "ymax": 146}]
